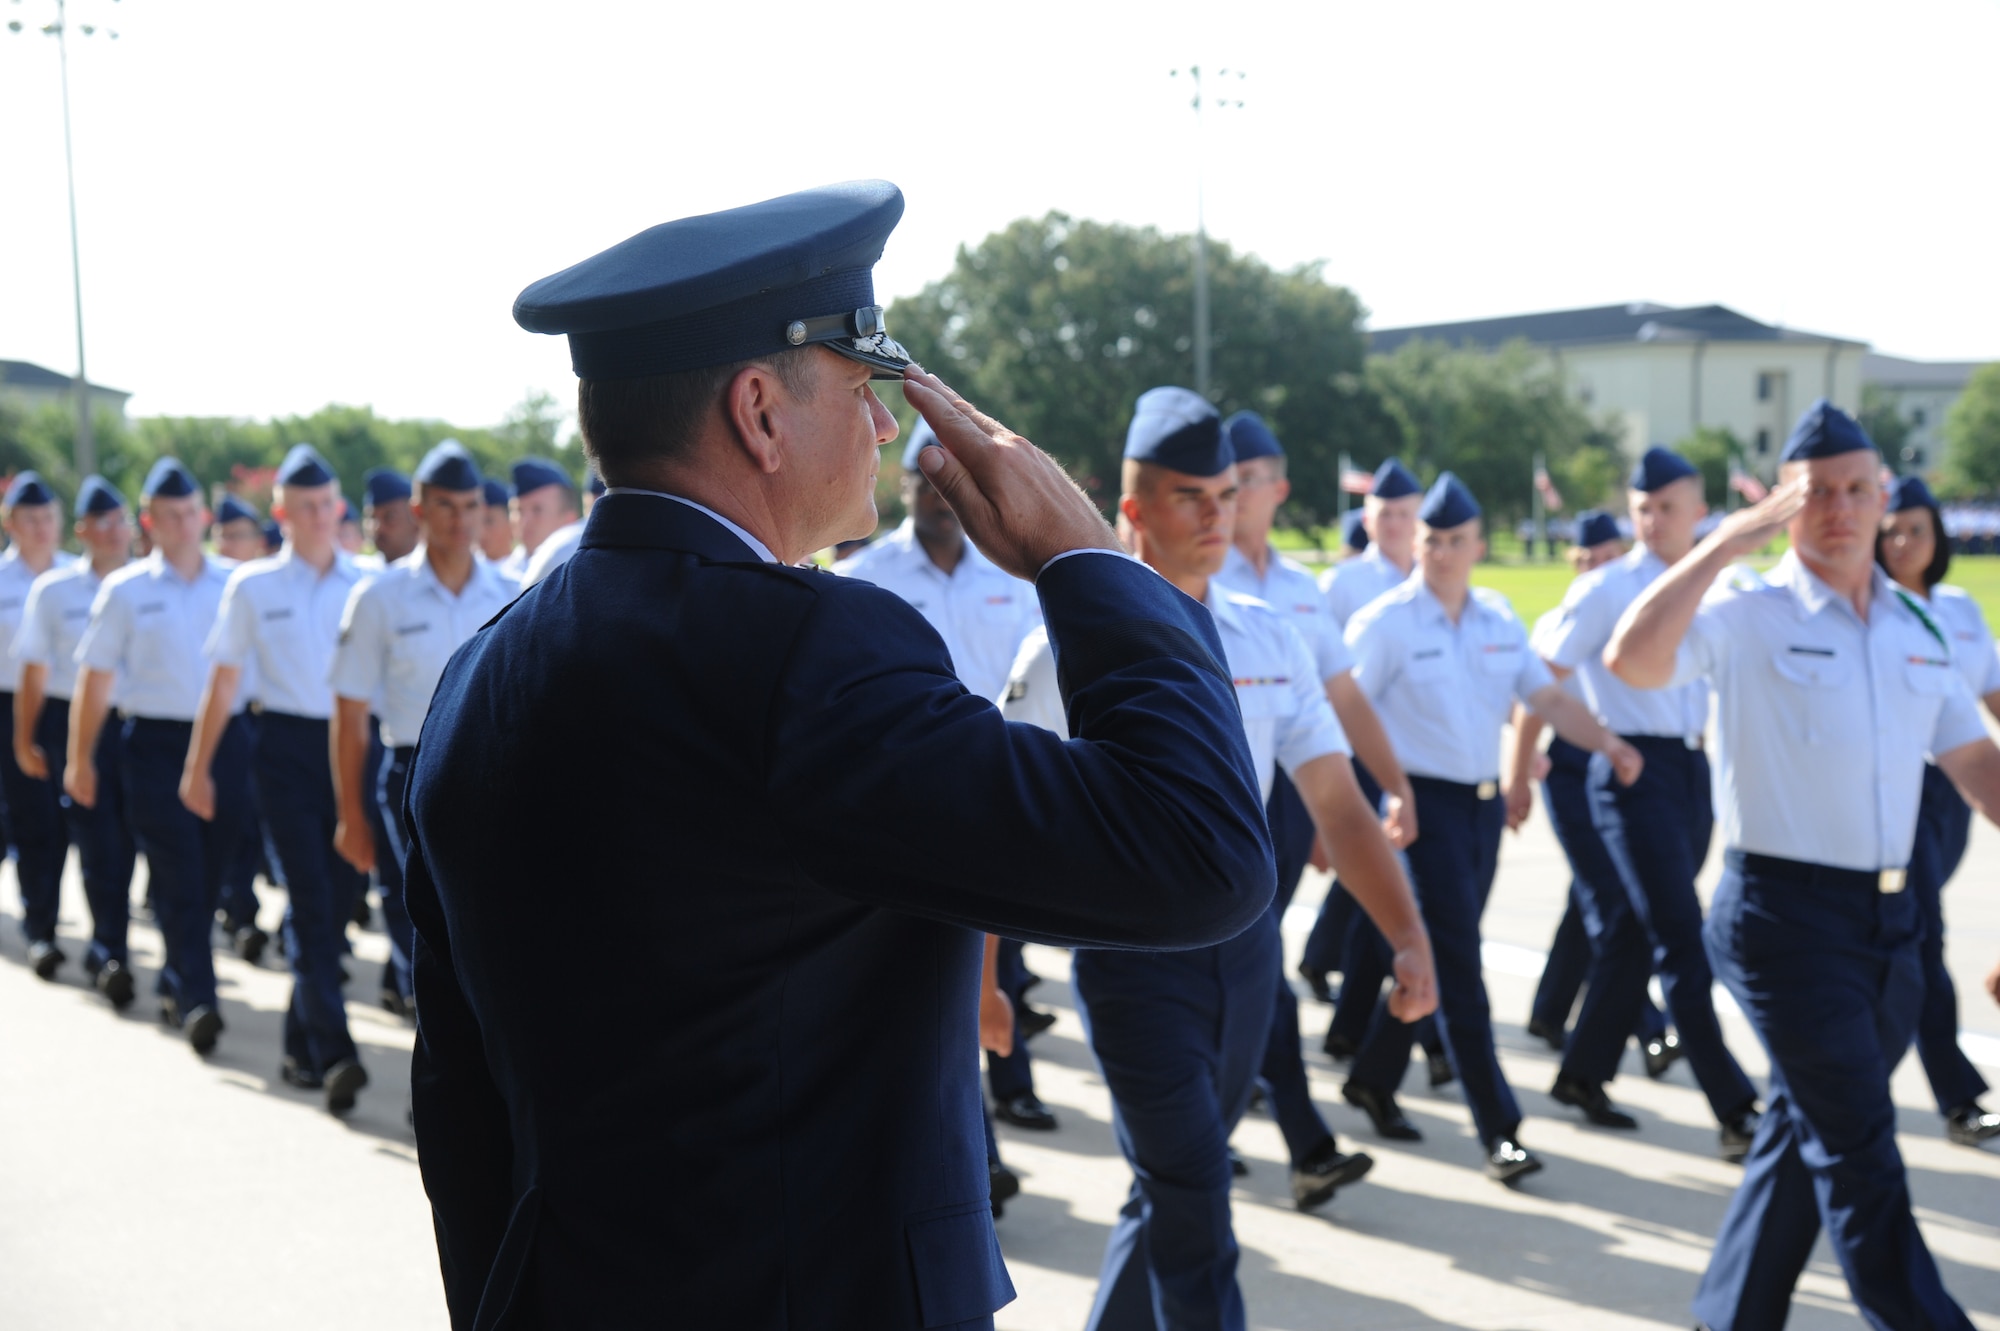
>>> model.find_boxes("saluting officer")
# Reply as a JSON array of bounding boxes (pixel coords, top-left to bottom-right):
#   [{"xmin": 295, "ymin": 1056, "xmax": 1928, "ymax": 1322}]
[
  {"xmin": 1209, "ymin": 410, "xmax": 1420, "ymax": 1193},
  {"xmin": 1610, "ymin": 400, "xmax": 2000, "ymax": 1331},
  {"xmin": 69, "ymin": 460, "xmax": 234, "ymax": 1053},
  {"xmin": 361, "ymin": 467, "xmax": 419, "ymax": 567},
  {"xmin": 1299, "ymin": 458, "xmax": 1424, "ymax": 997},
  {"xmin": 184, "ymin": 444, "xmax": 368, "ymax": 1114},
  {"xmin": 1339, "ymin": 472, "xmax": 1642, "ymax": 1181},
  {"xmin": 0, "ymin": 472, "xmax": 75, "ymax": 976},
  {"xmin": 1008, "ymin": 388, "xmax": 1434, "ymax": 1328},
  {"xmin": 330, "ymin": 442, "xmax": 513, "ymax": 1014},
  {"xmin": 1523, "ymin": 448, "xmax": 1762, "ymax": 1159},
  {"xmin": 836, "ymin": 421, "xmax": 1053, "ymax": 1130},
  {"xmin": 1874, "ymin": 474, "xmax": 2000, "ymax": 1146},
  {"xmin": 497, "ymin": 458, "xmax": 577, "ymax": 582},
  {"xmin": 13, "ymin": 476, "xmax": 137, "ymax": 1003}
]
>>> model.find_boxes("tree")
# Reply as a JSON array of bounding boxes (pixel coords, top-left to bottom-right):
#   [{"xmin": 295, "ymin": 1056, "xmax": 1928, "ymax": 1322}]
[
  {"xmin": 1674, "ymin": 425, "xmax": 1746, "ymax": 510},
  {"xmin": 1858, "ymin": 384, "xmax": 1913, "ymax": 472},
  {"xmin": 1941, "ymin": 363, "xmax": 2000, "ymax": 498},
  {"xmin": 886, "ymin": 213, "xmax": 1392, "ymax": 529}
]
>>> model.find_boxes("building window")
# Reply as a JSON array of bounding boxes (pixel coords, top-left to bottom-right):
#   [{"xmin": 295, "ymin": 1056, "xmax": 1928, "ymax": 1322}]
[
  {"xmin": 1757, "ymin": 373, "xmax": 1774, "ymax": 401},
  {"xmin": 1911, "ymin": 407, "xmax": 1927, "ymax": 426},
  {"xmin": 1756, "ymin": 428, "xmax": 1771, "ymax": 455}
]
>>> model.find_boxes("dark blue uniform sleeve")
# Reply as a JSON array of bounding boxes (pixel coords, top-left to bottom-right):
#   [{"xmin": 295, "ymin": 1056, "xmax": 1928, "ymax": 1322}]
[{"xmin": 766, "ymin": 552, "xmax": 1276, "ymax": 949}]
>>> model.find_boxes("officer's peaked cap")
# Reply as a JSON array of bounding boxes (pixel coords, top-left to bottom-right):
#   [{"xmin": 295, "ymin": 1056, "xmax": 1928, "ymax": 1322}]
[
  {"xmin": 1419, "ymin": 471, "xmax": 1481, "ymax": 527},
  {"xmin": 1372, "ymin": 459, "xmax": 1421, "ymax": 500},
  {"xmin": 1780, "ymin": 399, "xmax": 1874, "ymax": 463},
  {"xmin": 141, "ymin": 458, "xmax": 199, "ymax": 501},
  {"xmin": 513, "ymin": 180, "xmax": 913, "ymax": 383},
  {"xmin": 1629, "ymin": 446, "xmax": 1699, "ymax": 492},
  {"xmin": 1221, "ymin": 411, "xmax": 1282, "ymax": 462},
  {"xmin": 1125, "ymin": 387, "xmax": 1230, "ymax": 477}
]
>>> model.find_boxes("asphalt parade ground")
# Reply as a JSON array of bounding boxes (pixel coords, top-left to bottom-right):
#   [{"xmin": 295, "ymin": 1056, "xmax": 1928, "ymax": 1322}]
[{"xmin": 2, "ymin": 782, "xmax": 1996, "ymax": 1329}]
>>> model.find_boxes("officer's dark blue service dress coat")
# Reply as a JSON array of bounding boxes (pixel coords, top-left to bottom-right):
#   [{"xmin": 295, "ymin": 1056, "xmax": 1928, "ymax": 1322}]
[{"xmin": 403, "ymin": 493, "xmax": 1275, "ymax": 1330}]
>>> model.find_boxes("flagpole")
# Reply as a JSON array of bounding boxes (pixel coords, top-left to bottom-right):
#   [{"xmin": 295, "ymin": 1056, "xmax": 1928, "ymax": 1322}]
[
  {"xmin": 1337, "ymin": 452, "xmax": 1351, "ymax": 526},
  {"xmin": 1532, "ymin": 451, "xmax": 1545, "ymax": 560}
]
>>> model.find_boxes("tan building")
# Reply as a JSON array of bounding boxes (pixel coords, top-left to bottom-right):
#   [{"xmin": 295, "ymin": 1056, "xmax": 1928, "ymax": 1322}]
[
  {"xmin": 1369, "ymin": 303, "xmax": 1867, "ymax": 478},
  {"xmin": 1861, "ymin": 353, "xmax": 1983, "ymax": 476},
  {"xmin": 0, "ymin": 359, "xmax": 131, "ymax": 420}
]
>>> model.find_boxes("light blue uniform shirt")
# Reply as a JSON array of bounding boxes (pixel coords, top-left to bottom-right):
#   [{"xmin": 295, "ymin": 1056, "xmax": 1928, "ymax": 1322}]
[
  {"xmin": 1528, "ymin": 609, "xmax": 1586, "ymax": 705},
  {"xmin": 1004, "ymin": 582, "xmax": 1348, "ymax": 802},
  {"xmin": 14, "ymin": 562, "xmax": 114, "ymax": 702},
  {"xmin": 1216, "ymin": 545, "xmax": 1354, "ymax": 681},
  {"xmin": 835, "ymin": 518, "xmax": 1043, "ymax": 703},
  {"xmin": 1671, "ymin": 551, "xmax": 1988, "ymax": 872},
  {"xmin": 1928, "ymin": 584, "xmax": 2000, "ymax": 700},
  {"xmin": 206, "ymin": 547, "xmax": 365, "ymax": 721},
  {"xmin": 1536, "ymin": 547, "xmax": 1710, "ymax": 740},
  {"xmin": 329, "ymin": 549, "xmax": 517, "ymax": 748},
  {"xmin": 1346, "ymin": 580, "xmax": 1554, "ymax": 785},
  {"xmin": 1319, "ymin": 546, "xmax": 1414, "ymax": 628},
  {"xmin": 77, "ymin": 552, "xmax": 236, "ymax": 721},
  {"xmin": 0, "ymin": 549, "xmax": 74, "ymax": 693},
  {"xmin": 496, "ymin": 546, "xmax": 532, "ymax": 583},
  {"xmin": 521, "ymin": 519, "xmax": 584, "ymax": 589}
]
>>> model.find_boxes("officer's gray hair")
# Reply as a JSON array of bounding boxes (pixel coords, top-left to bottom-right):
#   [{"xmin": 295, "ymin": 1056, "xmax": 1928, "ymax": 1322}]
[{"xmin": 578, "ymin": 349, "xmax": 817, "ymax": 485}]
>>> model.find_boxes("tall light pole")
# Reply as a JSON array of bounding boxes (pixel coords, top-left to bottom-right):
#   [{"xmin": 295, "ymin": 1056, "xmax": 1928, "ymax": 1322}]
[
  {"xmin": 10, "ymin": 0, "xmax": 119, "ymax": 476},
  {"xmin": 1169, "ymin": 65, "xmax": 1244, "ymax": 398}
]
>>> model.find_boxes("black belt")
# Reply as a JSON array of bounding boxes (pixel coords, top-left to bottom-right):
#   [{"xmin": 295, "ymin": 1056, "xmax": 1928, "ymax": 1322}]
[
  {"xmin": 1732, "ymin": 850, "xmax": 1906, "ymax": 895},
  {"xmin": 1622, "ymin": 732, "xmax": 1704, "ymax": 751},
  {"xmin": 1409, "ymin": 773, "xmax": 1500, "ymax": 802}
]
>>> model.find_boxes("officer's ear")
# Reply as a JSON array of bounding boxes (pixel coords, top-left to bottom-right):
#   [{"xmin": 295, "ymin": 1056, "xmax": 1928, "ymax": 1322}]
[{"xmin": 723, "ymin": 363, "xmax": 791, "ymax": 477}]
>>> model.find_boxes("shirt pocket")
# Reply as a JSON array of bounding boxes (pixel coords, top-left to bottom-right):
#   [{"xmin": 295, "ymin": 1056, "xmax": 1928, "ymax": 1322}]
[
  {"xmin": 1769, "ymin": 648, "xmax": 1852, "ymax": 745},
  {"xmin": 1403, "ymin": 646, "xmax": 1451, "ymax": 685}
]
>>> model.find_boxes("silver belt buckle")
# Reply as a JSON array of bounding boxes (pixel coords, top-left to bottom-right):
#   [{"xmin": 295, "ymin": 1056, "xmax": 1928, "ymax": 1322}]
[
  {"xmin": 1476, "ymin": 780, "xmax": 1498, "ymax": 801},
  {"xmin": 1879, "ymin": 869, "xmax": 1907, "ymax": 894}
]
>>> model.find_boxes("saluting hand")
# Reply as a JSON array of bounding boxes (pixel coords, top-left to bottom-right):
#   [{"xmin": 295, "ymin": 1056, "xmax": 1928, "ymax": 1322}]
[
  {"xmin": 1713, "ymin": 476, "xmax": 1808, "ymax": 559},
  {"xmin": 901, "ymin": 367, "xmax": 1120, "ymax": 581},
  {"xmin": 1386, "ymin": 934, "xmax": 1438, "ymax": 1023},
  {"xmin": 65, "ymin": 760, "xmax": 97, "ymax": 810}
]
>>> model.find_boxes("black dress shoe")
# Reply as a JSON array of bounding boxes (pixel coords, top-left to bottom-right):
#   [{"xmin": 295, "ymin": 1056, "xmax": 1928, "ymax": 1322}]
[
  {"xmin": 233, "ymin": 926, "xmax": 268, "ymax": 965},
  {"xmin": 352, "ymin": 895, "xmax": 372, "ymax": 929},
  {"xmin": 1322, "ymin": 1029, "xmax": 1358, "ymax": 1061},
  {"xmin": 1550, "ymin": 1076, "xmax": 1638, "ymax": 1129},
  {"xmin": 28, "ymin": 939, "xmax": 66, "ymax": 980},
  {"xmin": 1945, "ymin": 1102, "xmax": 2000, "ymax": 1147},
  {"xmin": 1486, "ymin": 1137, "xmax": 1544, "ymax": 1184},
  {"xmin": 1015, "ymin": 1005, "xmax": 1057, "ymax": 1039},
  {"xmin": 989, "ymin": 1160, "xmax": 1020, "ymax": 1217},
  {"xmin": 95, "ymin": 959, "xmax": 136, "ymax": 1009},
  {"xmin": 1343, "ymin": 1082, "xmax": 1422, "ymax": 1141},
  {"xmin": 1525, "ymin": 1016, "xmax": 1566, "ymax": 1052},
  {"xmin": 1427, "ymin": 1050, "xmax": 1456, "ymax": 1088},
  {"xmin": 184, "ymin": 1005, "xmax": 224, "ymax": 1055},
  {"xmin": 995, "ymin": 1093, "xmax": 1057, "ymax": 1131},
  {"xmin": 280, "ymin": 1058, "xmax": 324, "ymax": 1091},
  {"xmin": 1644, "ymin": 1033, "xmax": 1684, "ymax": 1079},
  {"xmin": 1227, "ymin": 1146, "xmax": 1250, "ymax": 1177},
  {"xmin": 1289, "ymin": 1137, "xmax": 1374, "ymax": 1212},
  {"xmin": 1718, "ymin": 1107, "xmax": 1760, "ymax": 1163},
  {"xmin": 1297, "ymin": 960, "xmax": 1333, "ymax": 1005},
  {"xmin": 324, "ymin": 1059, "xmax": 369, "ymax": 1115},
  {"xmin": 158, "ymin": 997, "xmax": 182, "ymax": 1028}
]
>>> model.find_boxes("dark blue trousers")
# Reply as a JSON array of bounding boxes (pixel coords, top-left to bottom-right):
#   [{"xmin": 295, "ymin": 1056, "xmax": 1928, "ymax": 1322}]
[
  {"xmin": 1330, "ymin": 917, "xmax": 1445, "ymax": 1060},
  {"xmin": 1299, "ymin": 765, "xmax": 1378, "ymax": 979},
  {"xmin": 216, "ymin": 713, "xmax": 265, "ymax": 930},
  {"xmin": 986, "ymin": 936, "xmax": 1038, "ymax": 1102},
  {"xmin": 372, "ymin": 743, "xmax": 418, "ymax": 1001},
  {"xmin": 1074, "ymin": 914, "xmax": 1279, "ymax": 1331},
  {"xmin": 1256, "ymin": 767, "xmax": 1337, "ymax": 1164},
  {"xmin": 1, "ymin": 691, "xmax": 70, "ymax": 946},
  {"xmin": 256, "ymin": 712, "xmax": 361, "ymax": 1076},
  {"xmin": 1530, "ymin": 891, "xmax": 1668, "ymax": 1043},
  {"xmin": 1348, "ymin": 778, "xmax": 1520, "ymax": 1148},
  {"xmin": 1907, "ymin": 763, "xmax": 1987, "ymax": 1116},
  {"xmin": 1590, "ymin": 738, "xmax": 1756, "ymax": 1120},
  {"xmin": 122, "ymin": 716, "xmax": 246, "ymax": 1014},
  {"xmin": 1694, "ymin": 853, "xmax": 1972, "ymax": 1331},
  {"xmin": 37, "ymin": 705, "xmax": 137, "ymax": 969},
  {"xmin": 1540, "ymin": 740, "xmax": 1653, "ymax": 1085}
]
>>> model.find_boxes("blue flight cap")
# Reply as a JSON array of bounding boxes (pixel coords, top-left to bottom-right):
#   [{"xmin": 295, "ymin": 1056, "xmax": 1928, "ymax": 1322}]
[
  {"xmin": 1372, "ymin": 459, "xmax": 1421, "ymax": 500},
  {"xmin": 513, "ymin": 180, "xmax": 913, "ymax": 382},
  {"xmin": 76, "ymin": 474, "xmax": 126, "ymax": 516},
  {"xmin": 482, "ymin": 478, "xmax": 510, "ymax": 508},
  {"xmin": 1629, "ymin": 445, "xmax": 1699, "ymax": 492},
  {"xmin": 276, "ymin": 443, "xmax": 336, "ymax": 489},
  {"xmin": 1124, "ymin": 387, "xmax": 1230, "ymax": 477},
  {"xmin": 511, "ymin": 458, "xmax": 572, "ymax": 499},
  {"xmin": 4, "ymin": 471, "xmax": 54, "ymax": 509},
  {"xmin": 900, "ymin": 419, "xmax": 940, "ymax": 472},
  {"xmin": 141, "ymin": 457, "xmax": 199, "ymax": 501},
  {"xmin": 1575, "ymin": 510, "xmax": 1622, "ymax": 547},
  {"xmin": 414, "ymin": 440, "xmax": 482, "ymax": 492},
  {"xmin": 1342, "ymin": 509, "xmax": 1370, "ymax": 553},
  {"xmin": 1780, "ymin": 399, "xmax": 1875, "ymax": 463},
  {"xmin": 261, "ymin": 519, "xmax": 283, "ymax": 552},
  {"xmin": 1418, "ymin": 471, "xmax": 1481, "ymax": 528},
  {"xmin": 1886, "ymin": 474, "xmax": 1940, "ymax": 514},
  {"xmin": 215, "ymin": 493, "xmax": 259, "ymax": 525},
  {"xmin": 1221, "ymin": 411, "xmax": 1283, "ymax": 462},
  {"xmin": 363, "ymin": 467, "xmax": 412, "ymax": 509}
]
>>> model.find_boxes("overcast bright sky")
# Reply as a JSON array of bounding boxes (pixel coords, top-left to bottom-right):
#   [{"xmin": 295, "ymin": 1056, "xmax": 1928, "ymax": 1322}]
[{"xmin": 3, "ymin": 0, "xmax": 1995, "ymax": 432}]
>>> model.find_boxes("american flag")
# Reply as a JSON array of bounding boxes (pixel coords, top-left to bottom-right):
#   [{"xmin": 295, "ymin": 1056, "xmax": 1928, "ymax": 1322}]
[
  {"xmin": 1534, "ymin": 464, "xmax": 1563, "ymax": 513},
  {"xmin": 1728, "ymin": 462, "xmax": 1768, "ymax": 503},
  {"xmin": 1340, "ymin": 468, "xmax": 1375, "ymax": 496}
]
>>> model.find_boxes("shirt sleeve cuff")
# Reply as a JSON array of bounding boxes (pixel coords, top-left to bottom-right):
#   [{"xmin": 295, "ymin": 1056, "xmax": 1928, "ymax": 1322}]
[{"xmin": 1037, "ymin": 547, "xmax": 1138, "ymax": 579}]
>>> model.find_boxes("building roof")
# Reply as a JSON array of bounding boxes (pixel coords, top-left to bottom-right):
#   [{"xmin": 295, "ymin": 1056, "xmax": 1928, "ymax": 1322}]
[
  {"xmin": 1368, "ymin": 302, "xmax": 1867, "ymax": 356},
  {"xmin": 1861, "ymin": 353, "xmax": 1984, "ymax": 391},
  {"xmin": 0, "ymin": 359, "xmax": 128, "ymax": 397}
]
